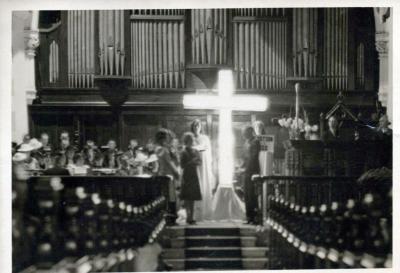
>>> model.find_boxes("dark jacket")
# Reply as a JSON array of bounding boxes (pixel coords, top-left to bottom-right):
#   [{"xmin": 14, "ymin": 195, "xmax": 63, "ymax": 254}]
[{"xmin": 243, "ymin": 137, "xmax": 261, "ymax": 175}]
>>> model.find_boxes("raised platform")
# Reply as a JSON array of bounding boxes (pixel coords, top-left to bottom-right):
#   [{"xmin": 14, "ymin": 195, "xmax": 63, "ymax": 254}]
[{"xmin": 161, "ymin": 222, "xmax": 269, "ymax": 270}]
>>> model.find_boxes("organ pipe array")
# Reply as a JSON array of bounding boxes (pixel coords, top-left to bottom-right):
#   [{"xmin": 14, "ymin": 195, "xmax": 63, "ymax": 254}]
[
  {"xmin": 356, "ymin": 43, "xmax": 365, "ymax": 89},
  {"xmin": 99, "ymin": 10, "xmax": 126, "ymax": 77},
  {"xmin": 233, "ymin": 17, "xmax": 287, "ymax": 89},
  {"xmin": 323, "ymin": 8, "xmax": 349, "ymax": 90},
  {"xmin": 131, "ymin": 10, "xmax": 185, "ymax": 88},
  {"xmin": 191, "ymin": 9, "xmax": 228, "ymax": 65},
  {"xmin": 233, "ymin": 8, "xmax": 286, "ymax": 17},
  {"xmin": 68, "ymin": 10, "xmax": 95, "ymax": 88},
  {"xmin": 57, "ymin": 9, "xmax": 355, "ymax": 91},
  {"xmin": 292, "ymin": 8, "xmax": 318, "ymax": 78},
  {"xmin": 49, "ymin": 40, "xmax": 59, "ymax": 84}
]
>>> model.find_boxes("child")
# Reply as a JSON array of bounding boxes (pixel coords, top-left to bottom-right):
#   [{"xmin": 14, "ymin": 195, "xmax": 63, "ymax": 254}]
[{"xmin": 180, "ymin": 132, "xmax": 202, "ymax": 225}]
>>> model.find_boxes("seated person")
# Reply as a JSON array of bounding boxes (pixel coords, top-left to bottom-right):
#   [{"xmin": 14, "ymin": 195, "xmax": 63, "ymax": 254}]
[
  {"xmin": 124, "ymin": 139, "xmax": 139, "ymax": 159},
  {"xmin": 82, "ymin": 140, "xmax": 101, "ymax": 166},
  {"xmin": 67, "ymin": 153, "xmax": 91, "ymax": 175},
  {"xmin": 17, "ymin": 142, "xmax": 40, "ymax": 171},
  {"xmin": 102, "ymin": 140, "xmax": 122, "ymax": 169},
  {"xmin": 43, "ymin": 154, "xmax": 70, "ymax": 176},
  {"xmin": 57, "ymin": 134, "xmax": 76, "ymax": 166}
]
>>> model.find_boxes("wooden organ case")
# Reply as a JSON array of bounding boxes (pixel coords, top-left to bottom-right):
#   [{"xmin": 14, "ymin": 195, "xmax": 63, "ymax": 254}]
[{"xmin": 33, "ymin": 8, "xmax": 378, "ymax": 165}]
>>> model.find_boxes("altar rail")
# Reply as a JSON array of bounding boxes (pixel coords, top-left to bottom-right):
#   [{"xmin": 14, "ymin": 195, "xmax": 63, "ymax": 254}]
[
  {"xmin": 254, "ymin": 175, "xmax": 392, "ymax": 269},
  {"xmin": 13, "ymin": 176, "xmax": 171, "ymax": 273}
]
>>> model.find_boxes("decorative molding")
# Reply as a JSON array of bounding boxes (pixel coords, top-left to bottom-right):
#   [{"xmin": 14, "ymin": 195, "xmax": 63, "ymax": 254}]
[
  {"xmin": 375, "ymin": 32, "xmax": 389, "ymax": 56},
  {"xmin": 25, "ymin": 29, "xmax": 40, "ymax": 57},
  {"xmin": 26, "ymin": 89, "xmax": 37, "ymax": 105}
]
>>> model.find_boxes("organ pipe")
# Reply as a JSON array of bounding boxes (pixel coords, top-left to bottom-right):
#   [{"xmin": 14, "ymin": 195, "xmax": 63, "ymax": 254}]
[
  {"xmin": 323, "ymin": 8, "xmax": 348, "ymax": 90},
  {"xmin": 191, "ymin": 9, "xmax": 227, "ymax": 65},
  {"xmin": 131, "ymin": 10, "xmax": 186, "ymax": 88},
  {"xmin": 68, "ymin": 10, "xmax": 95, "ymax": 88},
  {"xmin": 233, "ymin": 14, "xmax": 288, "ymax": 90},
  {"xmin": 292, "ymin": 8, "xmax": 318, "ymax": 79},
  {"xmin": 49, "ymin": 40, "xmax": 59, "ymax": 84}
]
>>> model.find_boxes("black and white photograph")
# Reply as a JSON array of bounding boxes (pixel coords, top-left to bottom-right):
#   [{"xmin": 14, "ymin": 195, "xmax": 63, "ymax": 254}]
[{"xmin": 2, "ymin": 1, "xmax": 397, "ymax": 272}]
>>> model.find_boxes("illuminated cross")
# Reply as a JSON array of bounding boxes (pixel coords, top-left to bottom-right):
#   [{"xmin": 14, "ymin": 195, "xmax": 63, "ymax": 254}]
[{"xmin": 183, "ymin": 70, "xmax": 268, "ymax": 187}]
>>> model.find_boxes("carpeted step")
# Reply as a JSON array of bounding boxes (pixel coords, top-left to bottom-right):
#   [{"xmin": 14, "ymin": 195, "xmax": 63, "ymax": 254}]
[
  {"xmin": 186, "ymin": 247, "xmax": 242, "ymax": 258},
  {"xmin": 185, "ymin": 227, "xmax": 240, "ymax": 237},
  {"xmin": 163, "ymin": 257, "xmax": 269, "ymax": 270},
  {"xmin": 185, "ymin": 257, "xmax": 243, "ymax": 270},
  {"xmin": 171, "ymin": 236, "xmax": 256, "ymax": 248},
  {"xmin": 162, "ymin": 246, "xmax": 269, "ymax": 259}
]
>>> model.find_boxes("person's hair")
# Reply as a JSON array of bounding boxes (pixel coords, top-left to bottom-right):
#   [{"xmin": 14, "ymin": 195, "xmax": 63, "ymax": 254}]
[
  {"xmin": 41, "ymin": 132, "xmax": 49, "ymax": 138},
  {"xmin": 73, "ymin": 153, "xmax": 85, "ymax": 164},
  {"xmin": 53, "ymin": 155, "xmax": 66, "ymax": 168},
  {"xmin": 190, "ymin": 119, "xmax": 202, "ymax": 134},
  {"xmin": 243, "ymin": 125, "xmax": 255, "ymax": 139},
  {"xmin": 182, "ymin": 132, "xmax": 195, "ymax": 147},
  {"xmin": 253, "ymin": 120, "xmax": 266, "ymax": 135},
  {"xmin": 155, "ymin": 129, "xmax": 169, "ymax": 145}
]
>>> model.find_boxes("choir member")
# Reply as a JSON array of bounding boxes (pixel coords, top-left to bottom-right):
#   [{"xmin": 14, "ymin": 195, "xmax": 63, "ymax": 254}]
[
  {"xmin": 155, "ymin": 129, "xmax": 180, "ymax": 224},
  {"xmin": 35, "ymin": 133, "xmax": 52, "ymax": 169},
  {"xmin": 15, "ymin": 133, "xmax": 31, "ymax": 151},
  {"xmin": 67, "ymin": 153, "xmax": 91, "ymax": 175},
  {"xmin": 242, "ymin": 125, "xmax": 261, "ymax": 224},
  {"xmin": 145, "ymin": 140, "xmax": 159, "ymax": 174},
  {"xmin": 102, "ymin": 139, "xmax": 122, "ymax": 169},
  {"xmin": 39, "ymin": 132, "xmax": 51, "ymax": 149},
  {"xmin": 124, "ymin": 139, "xmax": 139, "ymax": 159},
  {"xmin": 57, "ymin": 132, "xmax": 76, "ymax": 166},
  {"xmin": 43, "ymin": 154, "xmax": 70, "ymax": 176},
  {"xmin": 180, "ymin": 132, "xmax": 202, "ymax": 225},
  {"xmin": 82, "ymin": 140, "xmax": 101, "ymax": 166},
  {"xmin": 17, "ymin": 143, "xmax": 40, "ymax": 171}
]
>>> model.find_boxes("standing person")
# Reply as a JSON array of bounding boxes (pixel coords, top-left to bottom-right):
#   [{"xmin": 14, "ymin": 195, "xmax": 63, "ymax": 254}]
[
  {"xmin": 242, "ymin": 125, "xmax": 261, "ymax": 224},
  {"xmin": 180, "ymin": 132, "xmax": 202, "ymax": 225},
  {"xmin": 190, "ymin": 119, "xmax": 215, "ymax": 221},
  {"xmin": 155, "ymin": 129, "xmax": 180, "ymax": 225}
]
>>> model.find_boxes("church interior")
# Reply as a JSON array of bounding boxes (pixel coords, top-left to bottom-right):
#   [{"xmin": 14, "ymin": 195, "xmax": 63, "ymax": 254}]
[{"xmin": 11, "ymin": 7, "xmax": 392, "ymax": 272}]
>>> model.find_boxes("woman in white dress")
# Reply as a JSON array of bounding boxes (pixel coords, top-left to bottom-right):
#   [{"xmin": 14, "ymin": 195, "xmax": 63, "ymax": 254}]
[{"xmin": 190, "ymin": 119, "xmax": 215, "ymax": 221}]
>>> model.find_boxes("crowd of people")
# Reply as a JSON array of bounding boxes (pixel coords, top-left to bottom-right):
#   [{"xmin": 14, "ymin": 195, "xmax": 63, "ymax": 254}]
[{"xmin": 12, "ymin": 119, "xmax": 226, "ymax": 225}]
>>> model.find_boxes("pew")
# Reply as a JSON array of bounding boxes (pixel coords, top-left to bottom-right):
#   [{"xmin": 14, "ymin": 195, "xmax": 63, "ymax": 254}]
[
  {"xmin": 13, "ymin": 175, "xmax": 171, "ymax": 273},
  {"xmin": 253, "ymin": 170, "xmax": 392, "ymax": 269}
]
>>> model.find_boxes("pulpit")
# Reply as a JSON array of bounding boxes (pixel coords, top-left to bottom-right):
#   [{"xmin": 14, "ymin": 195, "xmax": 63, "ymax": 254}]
[{"xmin": 283, "ymin": 140, "xmax": 390, "ymax": 176}]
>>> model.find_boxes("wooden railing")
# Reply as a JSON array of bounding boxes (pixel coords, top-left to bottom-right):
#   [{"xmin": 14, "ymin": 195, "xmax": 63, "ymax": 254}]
[
  {"xmin": 254, "ymin": 174, "xmax": 392, "ymax": 269},
  {"xmin": 13, "ymin": 175, "xmax": 170, "ymax": 273}
]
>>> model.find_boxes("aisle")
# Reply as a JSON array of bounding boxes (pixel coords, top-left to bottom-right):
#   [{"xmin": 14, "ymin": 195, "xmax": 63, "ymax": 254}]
[{"xmin": 161, "ymin": 222, "xmax": 269, "ymax": 271}]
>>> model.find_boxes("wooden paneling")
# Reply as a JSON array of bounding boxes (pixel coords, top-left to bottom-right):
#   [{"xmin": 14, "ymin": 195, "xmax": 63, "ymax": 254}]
[
  {"xmin": 81, "ymin": 114, "xmax": 118, "ymax": 147},
  {"xmin": 122, "ymin": 114, "xmax": 163, "ymax": 148}
]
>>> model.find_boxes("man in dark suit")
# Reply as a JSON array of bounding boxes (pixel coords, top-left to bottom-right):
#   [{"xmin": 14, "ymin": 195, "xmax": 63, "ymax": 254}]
[
  {"xmin": 323, "ymin": 115, "xmax": 341, "ymax": 141},
  {"xmin": 242, "ymin": 125, "xmax": 261, "ymax": 224}
]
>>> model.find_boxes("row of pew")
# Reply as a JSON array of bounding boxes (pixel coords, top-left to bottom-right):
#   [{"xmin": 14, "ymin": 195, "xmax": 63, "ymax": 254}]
[
  {"xmin": 254, "ymin": 168, "xmax": 392, "ymax": 269},
  {"xmin": 13, "ymin": 176, "xmax": 171, "ymax": 273}
]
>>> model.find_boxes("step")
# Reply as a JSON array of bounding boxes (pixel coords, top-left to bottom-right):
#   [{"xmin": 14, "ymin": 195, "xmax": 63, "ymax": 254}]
[
  {"xmin": 163, "ymin": 257, "xmax": 269, "ymax": 270},
  {"xmin": 164, "ymin": 258, "xmax": 242, "ymax": 270},
  {"xmin": 185, "ymin": 227, "xmax": 239, "ymax": 237},
  {"xmin": 166, "ymin": 225, "xmax": 257, "ymax": 238},
  {"xmin": 171, "ymin": 236, "xmax": 257, "ymax": 248},
  {"xmin": 162, "ymin": 246, "xmax": 269, "ymax": 259}
]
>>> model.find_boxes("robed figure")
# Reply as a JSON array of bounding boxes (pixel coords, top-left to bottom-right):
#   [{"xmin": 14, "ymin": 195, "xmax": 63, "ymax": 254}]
[{"xmin": 190, "ymin": 119, "xmax": 215, "ymax": 221}]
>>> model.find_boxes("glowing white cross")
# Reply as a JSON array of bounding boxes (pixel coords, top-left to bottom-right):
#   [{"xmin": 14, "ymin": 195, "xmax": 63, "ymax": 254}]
[{"xmin": 183, "ymin": 70, "xmax": 268, "ymax": 186}]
